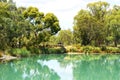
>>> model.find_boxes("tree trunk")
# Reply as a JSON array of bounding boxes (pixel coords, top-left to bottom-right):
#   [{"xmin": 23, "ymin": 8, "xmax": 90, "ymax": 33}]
[{"xmin": 114, "ymin": 40, "xmax": 117, "ymax": 47}]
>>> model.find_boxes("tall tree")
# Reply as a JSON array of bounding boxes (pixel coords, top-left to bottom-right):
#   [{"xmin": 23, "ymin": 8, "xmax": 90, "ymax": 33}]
[
  {"xmin": 0, "ymin": 0, "xmax": 7, "ymax": 2},
  {"xmin": 0, "ymin": 2, "xmax": 61, "ymax": 50},
  {"xmin": 74, "ymin": 10, "xmax": 95, "ymax": 45},
  {"xmin": 57, "ymin": 30, "xmax": 73, "ymax": 45},
  {"xmin": 87, "ymin": 1, "xmax": 109, "ymax": 46},
  {"xmin": 106, "ymin": 5, "xmax": 120, "ymax": 47},
  {"xmin": 73, "ymin": 1, "xmax": 110, "ymax": 46},
  {"xmin": 49, "ymin": 29, "xmax": 73, "ymax": 45},
  {"xmin": 22, "ymin": 7, "xmax": 61, "ymax": 46}
]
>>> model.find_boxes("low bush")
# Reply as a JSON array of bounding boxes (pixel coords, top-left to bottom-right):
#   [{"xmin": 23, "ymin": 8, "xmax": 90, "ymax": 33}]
[
  {"xmin": 28, "ymin": 46, "xmax": 42, "ymax": 54},
  {"xmin": 47, "ymin": 47, "xmax": 66, "ymax": 54},
  {"xmin": 69, "ymin": 47, "xmax": 78, "ymax": 52},
  {"xmin": 107, "ymin": 47, "xmax": 120, "ymax": 53},
  {"xmin": 81, "ymin": 46, "xmax": 93, "ymax": 53},
  {"xmin": 73, "ymin": 44, "xmax": 81, "ymax": 49},
  {"xmin": 65, "ymin": 46, "xmax": 78, "ymax": 52},
  {"xmin": 92, "ymin": 47, "xmax": 101, "ymax": 53},
  {"xmin": 101, "ymin": 45, "xmax": 107, "ymax": 51},
  {"xmin": 48, "ymin": 48, "xmax": 58, "ymax": 54},
  {"xmin": 117, "ymin": 45, "xmax": 120, "ymax": 48},
  {"xmin": 9, "ymin": 48, "xmax": 30, "ymax": 57},
  {"xmin": 65, "ymin": 45, "xmax": 119, "ymax": 54}
]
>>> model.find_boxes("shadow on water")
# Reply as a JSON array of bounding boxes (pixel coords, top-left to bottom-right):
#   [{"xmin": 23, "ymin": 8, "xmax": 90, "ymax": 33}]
[{"xmin": 0, "ymin": 54, "xmax": 120, "ymax": 80}]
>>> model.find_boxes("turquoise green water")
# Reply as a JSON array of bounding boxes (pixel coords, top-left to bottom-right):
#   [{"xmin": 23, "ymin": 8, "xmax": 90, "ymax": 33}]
[{"xmin": 0, "ymin": 54, "xmax": 120, "ymax": 80}]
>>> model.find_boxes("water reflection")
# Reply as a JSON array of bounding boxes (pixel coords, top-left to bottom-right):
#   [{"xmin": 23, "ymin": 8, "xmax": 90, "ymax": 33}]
[
  {"xmin": 41, "ymin": 60, "xmax": 73, "ymax": 80},
  {"xmin": 0, "ymin": 54, "xmax": 120, "ymax": 80},
  {"xmin": 73, "ymin": 55, "xmax": 120, "ymax": 80},
  {"xmin": 0, "ymin": 56, "xmax": 60, "ymax": 80}
]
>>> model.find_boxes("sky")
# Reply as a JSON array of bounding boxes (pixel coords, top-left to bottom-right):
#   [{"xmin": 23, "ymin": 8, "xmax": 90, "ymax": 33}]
[{"xmin": 13, "ymin": 0, "xmax": 120, "ymax": 30}]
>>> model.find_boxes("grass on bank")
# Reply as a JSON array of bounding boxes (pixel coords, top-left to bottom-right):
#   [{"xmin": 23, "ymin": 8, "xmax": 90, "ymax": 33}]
[
  {"xmin": 65, "ymin": 45, "xmax": 120, "ymax": 54},
  {"xmin": 0, "ymin": 44, "xmax": 120, "ymax": 58}
]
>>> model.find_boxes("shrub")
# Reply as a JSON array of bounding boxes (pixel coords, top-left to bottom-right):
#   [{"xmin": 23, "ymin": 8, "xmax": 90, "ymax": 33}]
[
  {"xmin": 48, "ymin": 47, "xmax": 66, "ymax": 54},
  {"xmin": 82, "ymin": 46, "xmax": 93, "ymax": 53},
  {"xmin": 69, "ymin": 47, "xmax": 78, "ymax": 52},
  {"xmin": 65, "ymin": 46, "xmax": 78, "ymax": 52},
  {"xmin": 9, "ymin": 48, "xmax": 30, "ymax": 57},
  {"xmin": 48, "ymin": 48, "xmax": 58, "ymax": 54},
  {"xmin": 74, "ymin": 44, "xmax": 81, "ymax": 49},
  {"xmin": 28, "ymin": 46, "xmax": 42, "ymax": 54},
  {"xmin": 117, "ymin": 45, "xmax": 120, "ymax": 49},
  {"xmin": 92, "ymin": 47, "xmax": 101, "ymax": 53},
  {"xmin": 101, "ymin": 45, "xmax": 107, "ymax": 51},
  {"xmin": 107, "ymin": 47, "xmax": 120, "ymax": 53}
]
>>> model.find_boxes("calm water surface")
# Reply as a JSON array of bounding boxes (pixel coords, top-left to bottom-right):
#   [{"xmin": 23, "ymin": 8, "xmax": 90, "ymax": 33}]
[{"xmin": 0, "ymin": 54, "xmax": 120, "ymax": 80}]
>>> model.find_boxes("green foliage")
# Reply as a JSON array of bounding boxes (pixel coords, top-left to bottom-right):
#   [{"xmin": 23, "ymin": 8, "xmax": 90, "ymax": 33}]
[
  {"xmin": 57, "ymin": 30, "xmax": 73, "ymax": 45},
  {"xmin": 0, "ymin": 2, "xmax": 60, "ymax": 55},
  {"xmin": 27, "ymin": 46, "xmax": 42, "ymax": 54},
  {"xmin": 0, "ymin": 0, "xmax": 7, "ymax": 2},
  {"xmin": 87, "ymin": 1, "xmax": 109, "ymax": 20},
  {"xmin": 100, "ymin": 45, "xmax": 107, "ymax": 51},
  {"xmin": 49, "ymin": 29, "xmax": 73, "ymax": 45},
  {"xmin": 73, "ymin": 44, "xmax": 81, "ymax": 49},
  {"xmin": 107, "ymin": 47, "xmax": 120, "ymax": 53},
  {"xmin": 65, "ymin": 45, "xmax": 119, "ymax": 54},
  {"xmin": 92, "ymin": 47, "xmax": 101, "ymax": 53},
  {"xmin": 69, "ymin": 47, "xmax": 78, "ymax": 52},
  {"xmin": 74, "ymin": 10, "xmax": 93, "ymax": 45},
  {"xmin": 82, "ymin": 46, "xmax": 93, "ymax": 53},
  {"xmin": 106, "ymin": 5, "xmax": 120, "ymax": 47},
  {"xmin": 65, "ymin": 45, "xmax": 82, "ymax": 53},
  {"xmin": 9, "ymin": 48, "xmax": 30, "ymax": 57},
  {"xmin": 22, "ymin": 7, "xmax": 61, "ymax": 46},
  {"xmin": 73, "ymin": 1, "xmax": 120, "ymax": 47},
  {"xmin": 0, "ymin": 2, "xmax": 18, "ymax": 49},
  {"xmin": 48, "ymin": 48, "xmax": 60, "ymax": 54},
  {"xmin": 49, "ymin": 35, "xmax": 58, "ymax": 45},
  {"xmin": 47, "ymin": 47, "xmax": 66, "ymax": 54},
  {"xmin": 0, "ymin": 1, "xmax": 120, "ymax": 56}
]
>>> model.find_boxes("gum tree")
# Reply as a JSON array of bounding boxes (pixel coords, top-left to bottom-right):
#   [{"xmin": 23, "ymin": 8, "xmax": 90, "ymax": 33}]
[{"xmin": 73, "ymin": 1, "xmax": 110, "ymax": 46}]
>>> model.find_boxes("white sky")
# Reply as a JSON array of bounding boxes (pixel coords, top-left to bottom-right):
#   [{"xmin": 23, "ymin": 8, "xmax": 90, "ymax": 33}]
[{"xmin": 13, "ymin": 0, "xmax": 120, "ymax": 30}]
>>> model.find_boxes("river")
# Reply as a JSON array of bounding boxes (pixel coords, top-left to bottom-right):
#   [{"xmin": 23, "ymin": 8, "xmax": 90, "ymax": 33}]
[{"xmin": 0, "ymin": 54, "xmax": 120, "ymax": 80}]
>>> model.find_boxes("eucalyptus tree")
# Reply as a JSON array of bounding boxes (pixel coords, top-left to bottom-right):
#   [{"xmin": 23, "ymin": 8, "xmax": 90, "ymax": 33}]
[
  {"xmin": 0, "ymin": 0, "xmax": 7, "ymax": 2},
  {"xmin": 0, "ymin": 0, "xmax": 14, "ymax": 3},
  {"xmin": 74, "ymin": 9, "xmax": 97, "ymax": 45},
  {"xmin": 22, "ymin": 7, "xmax": 61, "ymax": 47},
  {"xmin": 73, "ymin": 1, "xmax": 110, "ymax": 46},
  {"xmin": 87, "ymin": 1, "xmax": 109, "ymax": 46},
  {"xmin": 49, "ymin": 29, "xmax": 73, "ymax": 45},
  {"xmin": 0, "ymin": 2, "xmax": 32, "ymax": 49},
  {"xmin": 106, "ymin": 5, "xmax": 120, "ymax": 47},
  {"xmin": 0, "ymin": 2, "xmax": 16, "ymax": 49},
  {"xmin": 57, "ymin": 30, "xmax": 73, "ymax": 45}
]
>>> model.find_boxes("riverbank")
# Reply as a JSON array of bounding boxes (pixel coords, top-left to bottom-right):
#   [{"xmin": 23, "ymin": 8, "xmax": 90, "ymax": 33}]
[
  {"xmin": 65, "ymin": 45, "xmax": 120, "ymax": 54},
  {"xmin": 0, "ymin": 51, "xmax": 19, "ymax": 62},
  {"xmin": 0, "ymin": 45, "xmax": 120, "ymax": 62},
  {"xmin": 0, "ymin": 55, "xmax": 18, "ymax": 62}
]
